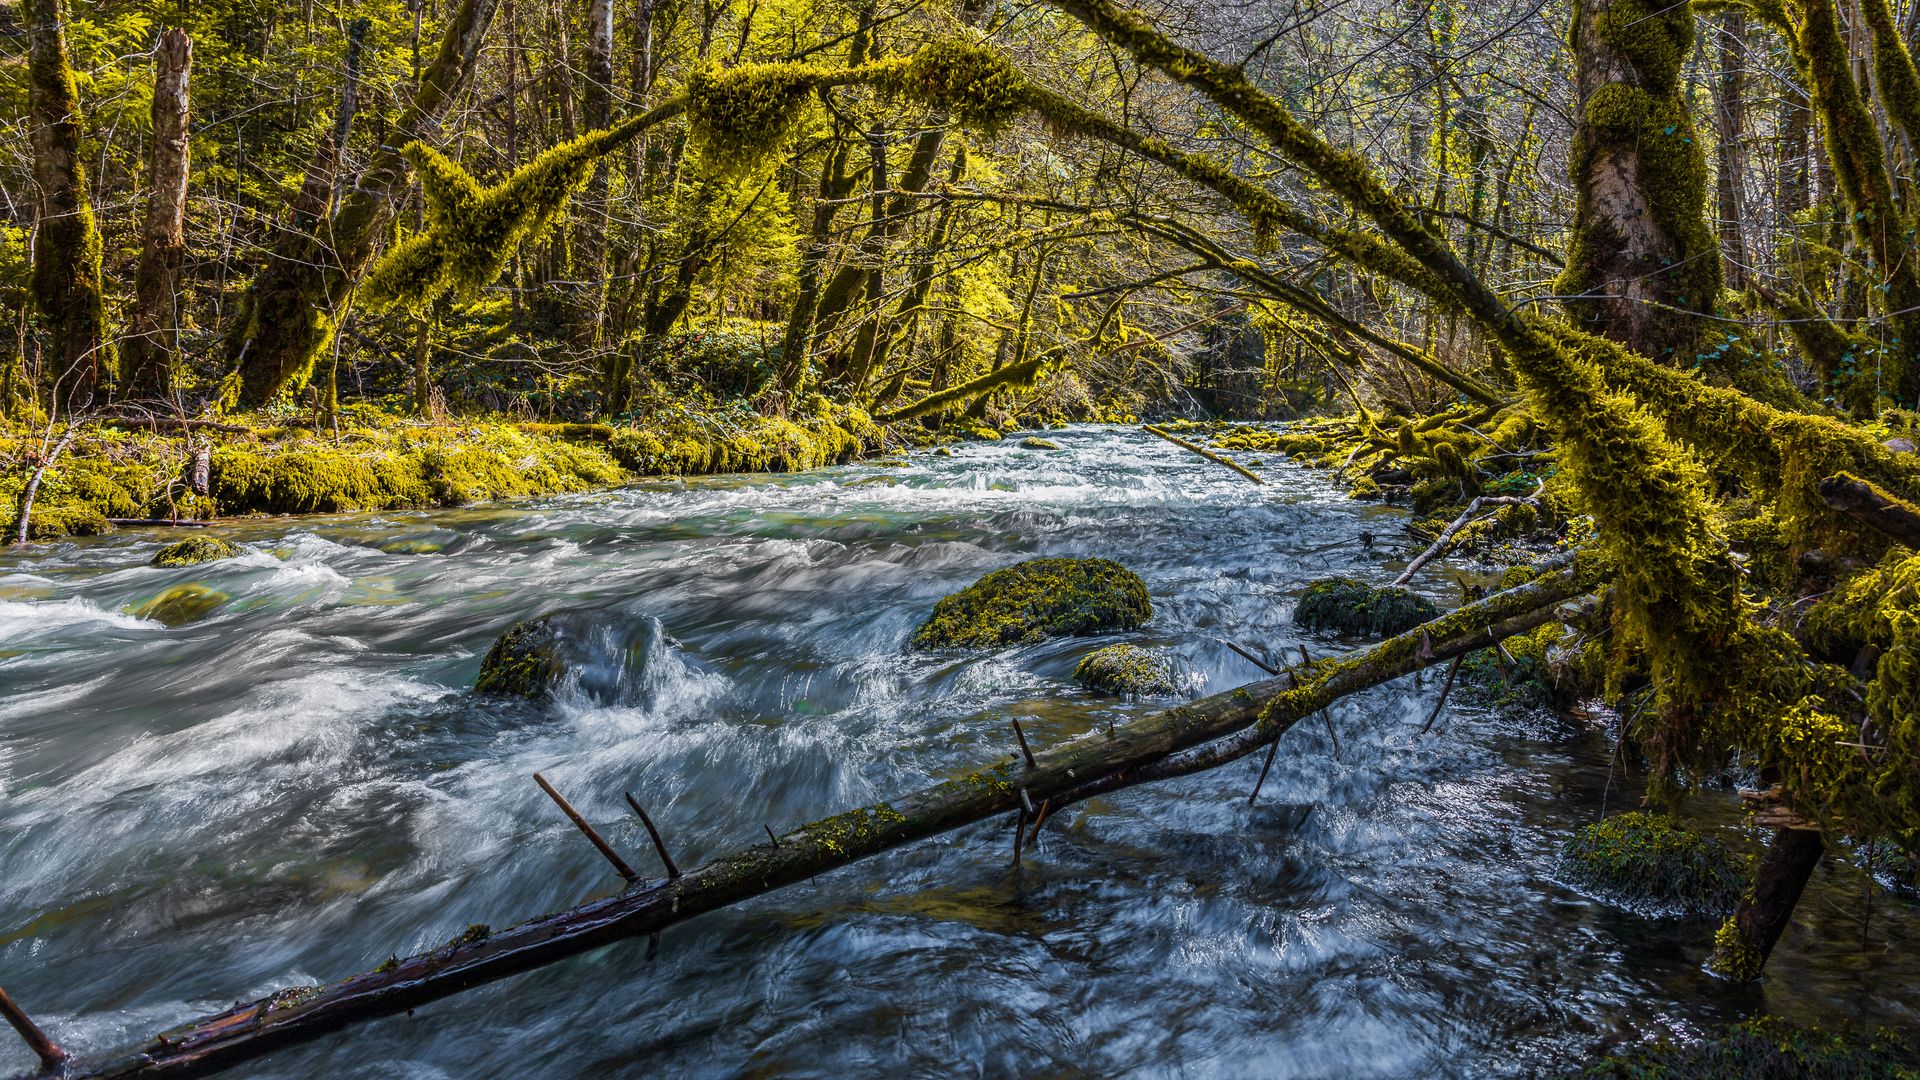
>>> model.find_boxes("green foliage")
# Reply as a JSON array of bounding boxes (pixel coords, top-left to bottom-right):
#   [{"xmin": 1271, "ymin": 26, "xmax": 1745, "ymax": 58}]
[
  {"xmin": 1294, "ymin": 576, "xmax": 1440, "ymax": 638},
  {"xmin": 1557, "ymin": 811, "xmax": 1748, "ymax": 917},
  {"xmin": 151, "ymin": 537, "xmax": 245, "ymax": 567},
  {"xmin": 1575, "ymin": 1017, "xmax": 1920, "ymax": 1078},
  {"xmin": 1074, "ymin": 643, "xmax": 1179, "ymax": 696},
  {"xmin": 911, "ymin": 557, "xmax": 1153, "ymax": 650}
]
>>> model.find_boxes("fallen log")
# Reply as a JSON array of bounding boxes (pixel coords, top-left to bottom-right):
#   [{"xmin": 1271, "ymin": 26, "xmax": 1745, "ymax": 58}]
[
  {"xmin": 1817, "ymin": 471, "xmax": 1920, "ymax": 548},
  {"xmin": 1140, "ymin": 424, "xmax": 1266, "ymax": 485},
  {"xmin": 13, "ymin": 556, "xmax": 1601, "ymax": 1080}
]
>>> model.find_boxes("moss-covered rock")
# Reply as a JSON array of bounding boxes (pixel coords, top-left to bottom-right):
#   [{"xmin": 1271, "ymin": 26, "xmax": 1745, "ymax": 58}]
[
  {"xmin": 131, "ymin": 583, "xmax": 230, "ymax": 627},
  {"xmin": 476, "ymin": 610, "xmax": 661, "ymax": 702},
  {"xmin": 1573, "ymin": 1017, "xmax": 1920, "ymax": 1078},
  {"xmin": 151, "ymin": 536, "xmax": 244, "ymax": 567},
  {"xmin": 1557, "ymin": 811, "xmax": 1747, "ymax": 917},
  {"xmin": 1294, "ymin": 576, "xmax": 1440, "ymax": 638},
  {"xmin": 911, "ymin": 557, "xmax": 1152, "ymax": 650},
  {"xmin": 1074, "ymin": 644, "xmax": 1179, "ymax": 696},
  {"xmin": 1020, "ymin": 436, "xmax": 1062, "ymax": 450}
]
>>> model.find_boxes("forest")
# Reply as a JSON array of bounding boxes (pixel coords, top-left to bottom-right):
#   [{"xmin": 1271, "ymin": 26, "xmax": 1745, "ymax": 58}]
[{"xmin": 2, "ymin": 0, "xmax": 1919, "ymax": 1071}]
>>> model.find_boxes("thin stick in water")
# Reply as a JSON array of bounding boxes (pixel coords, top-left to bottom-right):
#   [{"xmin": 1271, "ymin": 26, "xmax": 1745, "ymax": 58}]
[
  {"xmin": 624, "ymin": 792, "xmax": 682, "ymax": 879},
  {"xmin": 0, "ymin": 985, "xmax": 66, "ymax": 1070},
  {"xmin": 533, "ymin": 773, "xmax": 638, "ymax": 882}
]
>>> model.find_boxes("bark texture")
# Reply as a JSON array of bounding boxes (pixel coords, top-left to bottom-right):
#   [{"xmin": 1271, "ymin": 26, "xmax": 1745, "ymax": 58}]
[{"xmin": 123, "ymin": 28, "xmax": 194, "ymax": 399}]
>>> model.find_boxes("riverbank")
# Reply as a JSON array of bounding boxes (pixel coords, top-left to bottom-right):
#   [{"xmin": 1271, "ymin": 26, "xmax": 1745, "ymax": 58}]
[{"xmin": 2, "ymin": 398, "xmax": 900, "ymax": 540}]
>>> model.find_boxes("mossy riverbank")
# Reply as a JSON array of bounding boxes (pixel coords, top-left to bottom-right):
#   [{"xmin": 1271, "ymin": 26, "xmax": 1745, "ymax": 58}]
[{"xmin": 3, "ymin": 399, "xmax": 895, "ymax": 540}]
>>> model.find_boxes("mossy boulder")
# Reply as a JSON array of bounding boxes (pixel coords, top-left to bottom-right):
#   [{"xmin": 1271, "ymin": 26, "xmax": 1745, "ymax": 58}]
[
  {"xmin": 131, "ymin": 583, "xmax": 230, "ymax": 627},
  {"xmin": 1074, "ymin": 644, "xmax": 1179, "ymax": 697},
  {"xmin": 1557, "ymin": 811, "xmax": 1747, "ymax": 917},
  {"xmin": 911, "ymin": 557, "xmax": 1152, "ymax": 650},
  {"xmin": 151, "ymin": 536, "xmax": 244, "ymax": 567},
  {"xmin": 1019, "ymin": 436, "xmax": 1062, "ymax": 450},
  {"xmin": 476, "ymin": 610, "xmax": 662, "ymax": 703},
  {"xmin": 1293, "ymin": 576, "xmax": 1440, "ymax": 638},
  {"xmin": 1574, "ymin": 1017, "xmax": 1920, "ymax": 1079}
]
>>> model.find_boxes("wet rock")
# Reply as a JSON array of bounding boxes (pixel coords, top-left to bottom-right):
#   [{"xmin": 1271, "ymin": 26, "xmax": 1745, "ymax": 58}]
[
  {"xmin": 1293, "ymin": 576, "xmax": 1438, "ymax": 638},
  {"xmin": 911, "ymin": 557, "xmax": 1152, "ymax": 650},
  {"xmin": 967, "ymin": 427, "xmax": 1002, "ymax": 441},
  {"xmin": 476, "ymin": 610, "xmax": 664, "ymax": 702},
  {"xmin": 1580, "ymin": 1016, "xmax": 1920, "ymax": 1078},
  {"xmin": 151, "ymin": 536, "xmax": 243, "ymax": 567},
  {"xmin": 1556, "ymin": 811, "xmax": 1747, "ymax": 918},
  {"xmin": 1885, "ymin": 436, "xmax": 1916, "ymax": 454},
  {"xmin": 1019, "ymin": 437, "xmax": 1062, "ymax": 450},
  {"xmin": 933, "ymin": 446, "xmax": 956, "ymax": 457},
  {"xmin": 1074, "ymin": 644, "xmax": 1178, "ymax": 696},
  {"xmin": 132, "ymin": 583, "xmax": 230, "ymax": 626}
]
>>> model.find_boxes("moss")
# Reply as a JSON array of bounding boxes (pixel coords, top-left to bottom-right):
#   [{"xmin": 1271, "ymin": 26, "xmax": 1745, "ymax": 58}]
[
  {"xmin": 1575, "ymin": 1016, "xmax": 1920, "ymax": 1077},
  {"xmin": 911, "ymin": 557, "xmax": 1153, "ymax": 650},
  {"xmin": 1074, "ymin": 643, "xmax": 1180, "ymax": 697},
  {"xmin": 1557, "ymin": 811, "xmax": 1748, "ymax": 917},
  {"xmin": 131, "ymin": 583, "xmax": 230, "ymax": 627},
  {"xmin": 1294, "ymin": 576, "xmax": 1440, "ymax": 638},
  {"xmin": 151, "ymin": 537, "xmax": 244, "ymax": 568},
  {"xmin": 1019, "ymin": 437, "xmax": 1062, "ymax": 450}
]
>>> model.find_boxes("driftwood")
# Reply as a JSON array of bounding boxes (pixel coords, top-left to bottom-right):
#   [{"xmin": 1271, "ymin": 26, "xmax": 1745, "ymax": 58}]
[
  {"xmin": 1391, "ymin": 483, "xmax": 1542, "ymax": 587},
  {"xmin": 10, "ymin": 560, "xmax": 1599, "ymax": 1080},
  {"xmin": 1140, "ymin": 424, "xmax": 1266, "ymax": 485},
  {"xmin": 1817, "ymin": 471, "xmax": 1920, "ymax": 548}
]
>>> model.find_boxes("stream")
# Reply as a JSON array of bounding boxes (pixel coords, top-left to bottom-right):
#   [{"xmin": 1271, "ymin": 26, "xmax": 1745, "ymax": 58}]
[{"xmin": 1, "ymin": 424, "xmax": 1914, "ymax": 1077}]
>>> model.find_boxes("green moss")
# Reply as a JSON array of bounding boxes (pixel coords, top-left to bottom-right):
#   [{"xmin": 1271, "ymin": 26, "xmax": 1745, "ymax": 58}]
[
  {"xmin": 131, "ymin": 583, "xmax": 230, "ymax": 627},
  {"xmin": 151, "ymin": 537, "xmax": 244, "ymax": 568},
  {"xmin": 1558, "ymin": 811, "xmax": 1748, "ymax": 917},
  {"xmin": 475, "ymin": 615, "xmax": 573, "ymax": 699},
  {"xmin": 911, "ymin": 557, "xmax": 1153, "ymax": 650},
  {"xmin": 1294, "ymin": 576, "xmax": 1440, "ymax": 638},
  {"xmin": 1019, "ymin": 437, "xmax": 1062, "ymax": 450},
  {"xmin": 1575, "ymin": 1016, "xmax": 1920, "ymax": 1077},
  {"xmin": 1074, "ymin": 644, "xmax": 1180, "ymax": 697}
]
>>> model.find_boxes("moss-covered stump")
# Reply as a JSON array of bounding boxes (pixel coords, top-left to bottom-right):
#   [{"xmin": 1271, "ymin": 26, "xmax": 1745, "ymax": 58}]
[
  {"xmin": 476, "ymin": 610, "xmax": 660, "ymax": 703},
  {"xmin": 1074, "ymin": 644, "xmax": 1179, "ymax": 697},
  {"xmin": 1574, "ymin": 1017, "xmax": 1920, "ymax": 1078},
  {"xmin": 151, "ymin": 536, "xmax": 244, "ymax": 567},
  {"xmin": 1294, "ymin": 576, "xmax": 1440, "ymax": 638},
  {"xmin": 1557, "ymin": 812, "xmax": 1748, "ymax": 917},
  {"xmin": 1020, "ymin": 437, "xmax": 1062, "ymax": 450},
  {"xmin": 131, "ymin": 583, "xmax": 230, "ymax": 626},
  {"xmin": 911, "ymin": 557, "xmax": 1152, "ymax": 650}
]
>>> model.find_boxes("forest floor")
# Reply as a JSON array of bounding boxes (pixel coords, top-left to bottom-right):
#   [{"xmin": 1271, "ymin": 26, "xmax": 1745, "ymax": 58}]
[{"xmin": 1, "ymin": 398, "xmax": 924, "ymax": 540}]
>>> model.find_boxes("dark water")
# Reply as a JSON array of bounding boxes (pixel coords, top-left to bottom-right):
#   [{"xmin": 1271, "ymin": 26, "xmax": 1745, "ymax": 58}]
[{"xmin": 0, "ymin": 425, "xmax": 1913, "ymax": 1078}]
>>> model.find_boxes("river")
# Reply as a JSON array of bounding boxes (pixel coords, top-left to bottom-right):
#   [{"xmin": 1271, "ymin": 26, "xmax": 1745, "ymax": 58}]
[{"xmin": 0, "ymin": 425, "xmax": 1913, "ymax": 1077}]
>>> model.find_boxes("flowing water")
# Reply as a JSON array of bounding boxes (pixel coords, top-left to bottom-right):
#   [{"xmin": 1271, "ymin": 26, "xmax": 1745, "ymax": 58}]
[{"xmin": 0, "ymin": 425, "xmax": 1914, "ymax": 1078}]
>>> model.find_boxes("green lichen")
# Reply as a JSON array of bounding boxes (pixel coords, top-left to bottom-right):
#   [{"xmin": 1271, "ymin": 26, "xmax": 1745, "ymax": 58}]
[
  {"xmin": 130, "ymin": 584, "xmax": 230, "ymax": 627},
  {"xmin": 475, "ymin": 616, "xmax": 571, "ymax": 699},
  {"xmin": 1294, "ymin": 576, "xmax": 1440, "ymax": 638},
  {"xmin": 151, "ymin": 537, "xmax": 244, "ymax": 568},
  {"xmin": 911, "ymin": 557, "xmax": 1153, "ymax": 650},
  {"xmin": 1074, "ymin": 643, "xmax": 1179, "ymax": 697},
  {"xmin": 1558, "ymin": 812, "xmax": 1748, "ymax": 917}
]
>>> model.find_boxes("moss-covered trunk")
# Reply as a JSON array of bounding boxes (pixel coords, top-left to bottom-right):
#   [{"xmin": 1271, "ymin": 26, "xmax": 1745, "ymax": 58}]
[
  {"xmin": 223, "ymin": 0, "xmax": 502, "ymax": 409},
  {"xmin": 1556, "ymin": 0, "xmax": 1721, "ymax": 363},
  {"xmin": 123, "ymin": 28, "xmax": 194, "ymax": 400},
  {"xmin": 23, "ymin": 0, "xmax": 112, "ymax": 414}
]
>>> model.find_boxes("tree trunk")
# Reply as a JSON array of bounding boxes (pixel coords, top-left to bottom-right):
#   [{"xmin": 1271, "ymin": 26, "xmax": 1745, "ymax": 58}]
[
  {"xmin": 1708, "ymin": 827, "xmax": 1824, "ymax": 980},
  {"xmin": 20, "ymin": 562, "xmax": 1597, "ymax": 1080},
  {"xmin": 224, "ymin": 0, "xmax": 503, "ymax": 409},
  {"xmin": 1556, "ymin": 0, "xmax": 1720, "ymax": 362},
  {"xmin": 1713, "ymin": 12, "xmax": 1749, "ymax": 292},
  {"xmin": 123, "ymin": 28, "xmax": 194, "ymax": 400},
  {"xmin": 573, "ymin": 0, "xmax": 616, "ymax": 339},
  {"xmin": 23, "ymin": 0, "xmax": 112, "ymax": 414}
]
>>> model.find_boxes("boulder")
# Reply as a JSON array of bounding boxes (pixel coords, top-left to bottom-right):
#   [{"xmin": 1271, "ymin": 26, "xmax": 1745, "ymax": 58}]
[
  {"xmin": 476, "ymin": 610, "xmax": 664, "ymax": 703},
  {"xmin": 132, "ymin": 583, "xmax": 230, "ymax": 626},
  {"xmin": 151, "ymin": 536, "xmax": 244, "ymax": 567},
  {"xmin": 1074, "ymin": 644, "xmax": 1179, "ymax": 696},
  {"xmin": 1019, "ymin": 437, "xmax": 1062, "ymax": 450},
  {"xmin": 1556, "ymin": 811, "xmax": 1747, "ymax": 917},
  {"xmin": 911, "ymin": 557, "xmax": 1152, "ymax": 650},
  {"xmin": 1293, "ymin": 576, "xmax": 1438, "ymax": 638}
]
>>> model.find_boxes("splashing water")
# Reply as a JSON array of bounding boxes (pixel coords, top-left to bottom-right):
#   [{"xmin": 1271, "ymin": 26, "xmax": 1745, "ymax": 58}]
[{"xmin": 0, "ymin": 426, "xmax": 1912, "ymax": 1077}]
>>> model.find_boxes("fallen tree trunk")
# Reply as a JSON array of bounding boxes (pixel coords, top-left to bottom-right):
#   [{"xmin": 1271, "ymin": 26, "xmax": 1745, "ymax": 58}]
[
  {"xmin": 1141, "ymin": 424, "xmax": 1266, "ymax": 485},
  {"xmin": 15, "ymin": 557, "xmax": 1601, "ymax": 1080},
  {"xmin": 1817, "ymin": 471, "xmax": 1920, "ymax": 548}
]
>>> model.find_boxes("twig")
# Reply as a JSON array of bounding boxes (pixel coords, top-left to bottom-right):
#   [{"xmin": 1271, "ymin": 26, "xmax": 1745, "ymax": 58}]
[
  {"xmin": 1392, "ymin": 482, "xmax": 1542, "ymax": 587},
  {"xmin": 1418, "ymin": 656, "xmax": 1464, "ymax": 735},
  {"xmin": 624, "ymin": 793, "xmax": 682, "ymax": 879},
  {"xmin": 0, "ymin": 986, "xmax": 66, "ymax": 1070},
  {"xmin": 532, "ymin": 773, "xmax": 638, "ymax": 883},
  {"xmin": 1223, "ymin": 639, "xmax": 1280, "ymax": 675},
  {"xmin": 1011, "ymin": 717, "xmax": 1037, "ymax": 768}
]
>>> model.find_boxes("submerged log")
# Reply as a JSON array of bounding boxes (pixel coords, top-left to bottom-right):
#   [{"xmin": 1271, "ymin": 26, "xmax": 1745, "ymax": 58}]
[{"xmin": 15, "ymin": 559, "xmax": 1600, "ymax": 1080}]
